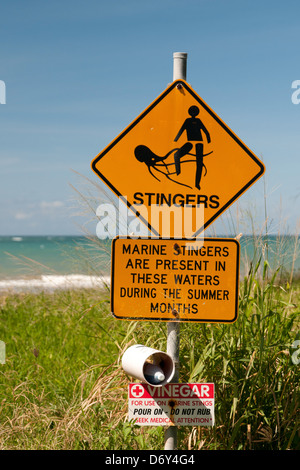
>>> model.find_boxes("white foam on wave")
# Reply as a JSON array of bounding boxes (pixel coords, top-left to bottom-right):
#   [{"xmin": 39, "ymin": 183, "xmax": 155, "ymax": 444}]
[{"xmin": 0, "ymin": 274, "xmax": 111, "ymax": 293}]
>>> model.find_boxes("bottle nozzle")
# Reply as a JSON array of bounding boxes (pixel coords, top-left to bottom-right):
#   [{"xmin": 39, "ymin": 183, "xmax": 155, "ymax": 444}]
[{"xmin": 143, "ymin": 363, "xmax": 166, "ymax": 384}]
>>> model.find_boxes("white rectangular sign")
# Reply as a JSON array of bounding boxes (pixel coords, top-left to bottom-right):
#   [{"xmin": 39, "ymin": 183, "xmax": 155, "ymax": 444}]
[{"xmin": 128, "ymin": 383, "xmax": 214, "ymax": 426}]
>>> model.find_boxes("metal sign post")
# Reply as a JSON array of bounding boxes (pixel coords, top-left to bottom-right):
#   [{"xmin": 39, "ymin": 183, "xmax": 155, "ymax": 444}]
[{"xmin": 164, "ymin": 52, "xmax": 187, "ymax": 451}]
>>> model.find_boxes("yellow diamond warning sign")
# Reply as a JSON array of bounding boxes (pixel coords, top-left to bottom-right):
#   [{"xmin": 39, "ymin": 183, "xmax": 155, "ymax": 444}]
[
  {"xmin": 91, "ymin": 80, "xmax": 265, "ymax": 238},
  {"xmin": 111, "ymin": 237, "xmax": 240, "ymax": 323}
]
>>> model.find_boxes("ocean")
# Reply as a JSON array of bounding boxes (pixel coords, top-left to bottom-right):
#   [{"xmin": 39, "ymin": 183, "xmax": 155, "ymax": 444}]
[
  {"xmin": 0, "ymin": 236, "xmax": 111, "ymax": 292},
  {"xmin": 0, "ymin": 235, "xmax": 298, "ymax": 293}
]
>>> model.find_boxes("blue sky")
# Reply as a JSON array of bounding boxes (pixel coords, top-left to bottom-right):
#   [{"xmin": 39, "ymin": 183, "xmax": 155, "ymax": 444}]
[{"xmin": 0, "ymin": 0, "xmax": 299, "ymax": 236}]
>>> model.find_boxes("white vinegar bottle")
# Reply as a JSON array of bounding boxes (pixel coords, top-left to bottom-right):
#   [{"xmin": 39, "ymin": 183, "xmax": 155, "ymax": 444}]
[{"xmin": 143, "ymin": 363, "xmax": 165, "ymax": 384}]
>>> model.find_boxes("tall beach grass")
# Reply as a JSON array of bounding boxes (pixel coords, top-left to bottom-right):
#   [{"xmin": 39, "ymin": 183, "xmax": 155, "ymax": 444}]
[{"xmin": 0, "ymin": 176, "xmax": 299, "ymax": 450}]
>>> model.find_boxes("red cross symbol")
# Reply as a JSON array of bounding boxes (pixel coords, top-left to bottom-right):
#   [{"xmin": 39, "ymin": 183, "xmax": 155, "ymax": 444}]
[{"xmin": 131, "ymin": 384, "xmax": 145, "ymax": 398}]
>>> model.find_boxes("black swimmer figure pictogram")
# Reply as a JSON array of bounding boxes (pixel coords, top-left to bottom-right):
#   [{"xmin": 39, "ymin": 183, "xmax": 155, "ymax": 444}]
[
  {"xmin": 174, "ymin": 105, "xmax": 211, "ymax": 189},
  {"xmin": 134, "ymin": 106, "xmax": 212, "ymax": 190}
]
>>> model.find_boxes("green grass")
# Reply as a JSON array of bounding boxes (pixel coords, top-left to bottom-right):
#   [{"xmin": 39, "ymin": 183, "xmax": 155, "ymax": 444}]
[{"xmin": 0, "ymin": 263, "xmax": 299, "ymax": 450}]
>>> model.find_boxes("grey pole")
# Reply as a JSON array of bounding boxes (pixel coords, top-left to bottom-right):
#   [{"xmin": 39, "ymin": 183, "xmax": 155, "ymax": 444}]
[
  {"xmin": 172, "ymin": 52, "xmax": 187, "ymax": 82},
  {"xmin": 164, "ymin": 52, "xmax": 188, "ymax": 451}
]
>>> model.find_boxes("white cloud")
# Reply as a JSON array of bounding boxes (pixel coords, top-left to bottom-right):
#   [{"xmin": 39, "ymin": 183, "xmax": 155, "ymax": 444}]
[
  {"xmin": 13, "ymin": 201, "xmax": 65, "ymax": 221},
  {"xmin": 14, "ymin": 212, "xmax": 33, "ymax": 220},
  {"xmin": 39, "ymin": 200, "xmax": 64, "ymax": 209}
]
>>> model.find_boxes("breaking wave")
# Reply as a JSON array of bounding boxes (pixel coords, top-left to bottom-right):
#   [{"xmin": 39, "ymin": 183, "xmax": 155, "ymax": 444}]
[{"xmin": 0, "ymin": 274, "xmax": 110, "ymax": 293}]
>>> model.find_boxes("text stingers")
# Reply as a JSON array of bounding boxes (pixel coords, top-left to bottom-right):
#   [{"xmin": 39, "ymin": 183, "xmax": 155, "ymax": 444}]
[{"xmin": 133, "ymin": 192, "xmax": 219, "ymax": 208}]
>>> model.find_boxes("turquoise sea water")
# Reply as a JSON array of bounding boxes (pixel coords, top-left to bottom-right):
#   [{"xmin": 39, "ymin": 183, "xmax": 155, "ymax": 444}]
[
  {"xmin": 0, "ymin": 236, "xmax": 111, "ymax": 278},
  {"xmin": 0, "ymin": 235, "xmax": 298, "ymax": 290}
]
